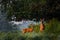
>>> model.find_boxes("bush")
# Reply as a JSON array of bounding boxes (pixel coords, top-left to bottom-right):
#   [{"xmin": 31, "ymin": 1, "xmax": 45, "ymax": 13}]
[
  {"xmin": 45, "ymin": 18, "xmax": 60, "ymax": 34},
  {"xmin": 29, "ymin": 24, "xmax": 40, "ymax": 33}
]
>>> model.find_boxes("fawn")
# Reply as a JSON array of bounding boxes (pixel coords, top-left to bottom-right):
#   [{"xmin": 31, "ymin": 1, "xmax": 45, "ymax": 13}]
[
  {"xmin": 22, "ymin": 24, "xmax": 33, "ymax": 33},
  {"xmin": 40, "ymin": 19, "xmax": 45, "ymax": 32}
]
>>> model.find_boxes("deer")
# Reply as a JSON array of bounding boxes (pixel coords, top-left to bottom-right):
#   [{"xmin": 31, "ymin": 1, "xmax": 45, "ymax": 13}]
[
  {"xmin": 22, "ymin": 24, "xmax": 33, "ymax": 33},
  {"xmin": 40, "ymin": 18, "xmax": 45, "ymax": 32}
]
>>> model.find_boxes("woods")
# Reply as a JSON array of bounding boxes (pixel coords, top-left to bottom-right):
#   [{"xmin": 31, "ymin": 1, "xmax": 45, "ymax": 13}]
[
  {"xmin": 0, "ymin": 0, "xmax": 60, "ymax": 40},
  {"xmin": 1, "ymin": 0, "xmax": 60, "ymax": 21}
]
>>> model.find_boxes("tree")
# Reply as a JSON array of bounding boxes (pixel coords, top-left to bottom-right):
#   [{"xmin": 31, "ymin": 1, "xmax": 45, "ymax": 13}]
[
  {"xmin": 5, "ymin": 0, "xmax": 47, "ymax": 21},
  {"xmin": 1, "ymin": 0, "xmax": 60, "ymax": 21}
]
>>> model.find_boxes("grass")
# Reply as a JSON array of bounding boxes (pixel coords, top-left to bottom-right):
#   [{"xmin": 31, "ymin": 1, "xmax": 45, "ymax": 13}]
[
  {"xmin": 0, "ymin": 31, "xmax": 44, "ymax": 40},
  {"xmin": 0, "ymin": 31, "xmax": 60, "ymax": 40},
  {"xmin": 0, "ymin": 18, "xmax": 60, "ymax": 40}
]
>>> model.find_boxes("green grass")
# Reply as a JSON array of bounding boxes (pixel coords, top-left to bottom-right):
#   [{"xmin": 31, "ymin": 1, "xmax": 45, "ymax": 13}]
[
  {"xmin": 0, "ymin": 31, "xmax": 44, "ymax": 40},
  {"xmin": 0, "ymin": 31, "xmax": 60, "ymax": 40},
  {"xmin": 0, "ymin": 18, "xmax": 60, "ymax": 40}
]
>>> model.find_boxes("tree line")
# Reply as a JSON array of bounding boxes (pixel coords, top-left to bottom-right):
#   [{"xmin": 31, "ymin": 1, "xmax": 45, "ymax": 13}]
[{"xmin": 1, "ymin": 0, "xmax": 60, "ymax": 21}]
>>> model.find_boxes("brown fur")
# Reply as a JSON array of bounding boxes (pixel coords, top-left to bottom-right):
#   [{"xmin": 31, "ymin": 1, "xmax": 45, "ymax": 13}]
[
  {"xmin": 40, "ymin": 19, "xmax": 45, "ymax": 32},
  {"xmin": 22, "ymin": 28, "xmax": 33, "ymax": 33}
]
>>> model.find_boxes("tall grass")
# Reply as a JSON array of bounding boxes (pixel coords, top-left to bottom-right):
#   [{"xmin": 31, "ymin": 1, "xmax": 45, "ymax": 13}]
[{"xmin": 0, "ymin": 18, "xmax": 60, "ymax": 40}]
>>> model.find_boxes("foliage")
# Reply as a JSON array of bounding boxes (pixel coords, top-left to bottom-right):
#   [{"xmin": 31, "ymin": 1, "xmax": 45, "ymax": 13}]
[
  {"xmin": 29, "ymin": 24, "xmax": 40, "ymax": 33},
  {"xmin": 0, "ymin": 19, "xmax": 60, "ymax": 40},
  {"xmin": 45, "ymin": 18, "xmax": 60, "ymax": 40},
  {"xmin": 0, "ymin": 30, "xmax": 60, "ymax": 40},
  {"xmin": 28, "ymin": 18, "xmax": 60, "ymax": 40},
  {"xmin": 1, "ymin": 0, "xmax": 60, "ymax": 21},
  {"xmin": 0, "ymin": 0, "xmax": 60, "ymax": 40},
  {"xmin": 45, "ymin": 18, "xmax": 60, "ymax": 34}
]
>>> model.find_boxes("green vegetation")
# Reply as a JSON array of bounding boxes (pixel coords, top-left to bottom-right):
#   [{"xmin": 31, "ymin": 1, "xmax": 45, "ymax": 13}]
[
  {"xmin": 45, "ymin": 18, "xmax": 60, "ymax": 34},
  {"xmin": 29, "ymin": 24, "xmax": 40, "ymax": 33},
  {"xmin": 0, "ymin": 18, "xmax": 60, "ymax": 40},
  {"xmin": 1, "ymin": 0, "xmax": 60, "ymax": 21},
  {"xmin": 0, "ymin": 0, "xmax": 60, "ymax": 40}
]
